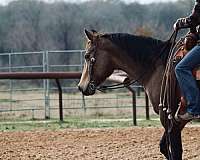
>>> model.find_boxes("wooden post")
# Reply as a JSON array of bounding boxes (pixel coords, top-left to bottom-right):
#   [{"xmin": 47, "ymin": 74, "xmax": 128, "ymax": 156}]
[
  {"xmin": 127, "ymin": 86, "xmax": 137, "ymax": 126},
  {"xmin": 132, "ymin": 90, "xmax": 137, "ymax": 126},
  {"xmin": 145, "ymin": 92, "xmax": 150, "ymax": 120},
  {"xmin": 55, "ymin": 79, "xmax": 63, "ymax": 122}
]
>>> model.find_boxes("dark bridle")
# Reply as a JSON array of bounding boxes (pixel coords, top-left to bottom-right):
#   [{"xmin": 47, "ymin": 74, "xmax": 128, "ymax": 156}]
[{"xmin": 84, "ymin": 40, "xmax": 98, "ymax": 93}]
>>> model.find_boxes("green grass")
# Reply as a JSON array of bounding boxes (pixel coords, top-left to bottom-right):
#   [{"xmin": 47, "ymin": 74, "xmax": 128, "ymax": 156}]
[{"xmin": 0, "ymin": 117, "xmax": 162, "ymax": 132}]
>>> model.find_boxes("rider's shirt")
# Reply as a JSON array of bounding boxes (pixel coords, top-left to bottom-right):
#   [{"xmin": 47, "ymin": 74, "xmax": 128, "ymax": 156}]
[{"xmin": 179, "ymin": 0, "xmax": 200, "ymax": 33}]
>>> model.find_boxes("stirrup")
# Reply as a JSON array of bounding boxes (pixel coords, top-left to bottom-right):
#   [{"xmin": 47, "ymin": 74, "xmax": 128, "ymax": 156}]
[{"xmin": 193, "ymin": 114, "xmax": 200, "ymax": 119}]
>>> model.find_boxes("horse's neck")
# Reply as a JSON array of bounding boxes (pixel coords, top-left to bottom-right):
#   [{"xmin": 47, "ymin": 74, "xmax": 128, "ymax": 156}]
[
  {"xmin": 143, "ymin": 64, "xmax": 165, "ymax": 114},
  {"xmin": 115, "ymin": 54, "xmax": 165, "ymax": 114}
]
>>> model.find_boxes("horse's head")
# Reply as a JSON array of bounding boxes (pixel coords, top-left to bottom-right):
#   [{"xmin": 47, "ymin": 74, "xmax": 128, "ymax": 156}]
[{"xmin": 78, "ymin": 29, "xmax": 115, "ymax": 96}]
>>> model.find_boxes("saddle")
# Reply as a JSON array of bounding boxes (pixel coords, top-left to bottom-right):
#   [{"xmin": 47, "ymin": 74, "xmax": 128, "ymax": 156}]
[{"xmin": 173, "ymin": 33, "xmax": 200, "ymax": 115}]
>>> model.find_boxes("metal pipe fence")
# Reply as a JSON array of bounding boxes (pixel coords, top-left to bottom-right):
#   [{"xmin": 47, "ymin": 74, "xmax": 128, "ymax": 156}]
[{"xmin": 0, "ymin": 50, "xmax": 155, "ymax": 120}]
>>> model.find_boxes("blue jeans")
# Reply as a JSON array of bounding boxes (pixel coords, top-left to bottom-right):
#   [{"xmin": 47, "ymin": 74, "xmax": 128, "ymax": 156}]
[{"xmin": 175, "ymin": 45, "xmax": 200, "ymax": 115}]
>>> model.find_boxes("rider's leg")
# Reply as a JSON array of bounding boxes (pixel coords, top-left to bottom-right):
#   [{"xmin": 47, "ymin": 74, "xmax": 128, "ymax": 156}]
[{"xmin": 175, "ymin": 45, "xmax": 200, "ymax": 116}]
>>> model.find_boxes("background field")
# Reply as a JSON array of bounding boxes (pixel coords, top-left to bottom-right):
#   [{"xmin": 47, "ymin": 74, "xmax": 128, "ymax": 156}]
[{"xmin": 0, "ymin": 89, "xmax": 156, "ymax": 120}]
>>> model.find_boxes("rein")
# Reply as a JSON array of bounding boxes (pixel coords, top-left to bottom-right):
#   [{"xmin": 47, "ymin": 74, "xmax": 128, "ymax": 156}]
[
  {"xmin": 97, "ymin": 30, "xmax": 177, "ymax": 91},
  {"xmin": 159, "ymin": 29, "xmax": 179, "ymax": 160}
]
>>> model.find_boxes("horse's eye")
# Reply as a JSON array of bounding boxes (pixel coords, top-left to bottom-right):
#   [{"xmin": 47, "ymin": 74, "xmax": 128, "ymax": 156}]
[{"xmin": 84, "ymin": 54, "xmax": 90, "ymax": 60}]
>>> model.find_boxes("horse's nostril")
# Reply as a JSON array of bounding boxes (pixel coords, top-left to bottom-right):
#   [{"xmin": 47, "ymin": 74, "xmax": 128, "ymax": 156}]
[{"xmin": 89, "ymin": 83, "xmax": 96, "ymax": 91}]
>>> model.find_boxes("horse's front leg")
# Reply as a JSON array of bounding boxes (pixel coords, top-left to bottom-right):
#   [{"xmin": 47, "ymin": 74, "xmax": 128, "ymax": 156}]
[
  {"xmin": 160, "ymin": 131, "xmax": 169, "ymax": 159},
  {"xmin": 160, "ymin": 110, "xmax": 183, "ymax": 160},
  {"xmin": 160, "ymin": 124, "xmax": 183, "ymax": 160},
  {"xmin": 168, "ymin": 124, "xmax": 183, "ymax": 160}
]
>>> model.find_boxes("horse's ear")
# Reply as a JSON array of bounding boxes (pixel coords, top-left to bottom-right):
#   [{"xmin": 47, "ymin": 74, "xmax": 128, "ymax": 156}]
[
  {"xmin": 84, "ymin": 29, "xmax": 93, "ymax": 41},
  {"xmin": 91, "ymin": 29, "xmax": 97, "ymax": 33}
]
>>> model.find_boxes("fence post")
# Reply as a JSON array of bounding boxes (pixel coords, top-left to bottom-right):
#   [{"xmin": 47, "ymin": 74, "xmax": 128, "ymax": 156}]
[
  {"xmin": 82, "ymin": 94, "xmax": 86, "ymax": 114},
  {"xmin": 43, "ymin": 51, "xmax": 50, "ymax": 119},
  {"xmin": 145, "ymin": 92, "xmax": 150, "ymax": 120},
  {"xmin": 127, "ymin": 86, "xmax": 137, "ymax": 126},
  {"xmin": 46, "ymin": 51, "xmax": 50, "ymax": 118},
  {"xmin": 55, "ymin": 79, "xmax": 63, "ymax": 122},
  {"xmin": 9, "ymin": 52, "xmax": 13, "ymax": 111},
  {"xmin": 132, "ymin": 90, "xmax": 137, "ymax": 126},
  {"xmin": 80, "ymin": 50, "xmax": 84, "ymax": 71}
]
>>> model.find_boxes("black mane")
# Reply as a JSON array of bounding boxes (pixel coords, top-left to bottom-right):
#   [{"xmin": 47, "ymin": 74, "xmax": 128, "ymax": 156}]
[{"xmin": 103, "ymin": 33, "xmax": 170, "ymax": 65}]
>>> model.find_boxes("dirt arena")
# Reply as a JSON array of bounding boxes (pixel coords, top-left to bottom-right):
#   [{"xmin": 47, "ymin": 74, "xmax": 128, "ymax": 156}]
[{"xmin": 0, "ymin": 127, "xmax": 199, "ymax": 160}]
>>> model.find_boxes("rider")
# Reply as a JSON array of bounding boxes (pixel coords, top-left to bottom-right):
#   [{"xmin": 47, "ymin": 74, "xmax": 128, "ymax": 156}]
[{"xmin": 174, "ymin": 0, "xmax": 200, "ymax": 120}]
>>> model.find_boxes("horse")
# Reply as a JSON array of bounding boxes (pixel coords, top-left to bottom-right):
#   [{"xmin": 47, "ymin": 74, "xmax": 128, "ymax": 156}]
[{"xmin": 78, "ymin": 29, "xmax": 189, "ymax": 160}]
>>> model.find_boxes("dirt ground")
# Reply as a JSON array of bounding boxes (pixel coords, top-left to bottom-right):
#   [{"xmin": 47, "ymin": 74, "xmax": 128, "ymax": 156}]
[{"xmin": 0, "ymin": 127, "xmax": 199, "ymax": 160}]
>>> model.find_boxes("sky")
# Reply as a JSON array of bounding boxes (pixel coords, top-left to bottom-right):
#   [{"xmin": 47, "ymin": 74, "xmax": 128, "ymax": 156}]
[{"xmin": 0, "ymin": 0, "xmax": 178, "ymax": 5}]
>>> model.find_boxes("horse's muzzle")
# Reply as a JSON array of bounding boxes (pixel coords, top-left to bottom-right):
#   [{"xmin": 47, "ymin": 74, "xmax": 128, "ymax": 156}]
[{"xmin": 78, "ymin": 82, "xmax": 96, "ymax": 96}]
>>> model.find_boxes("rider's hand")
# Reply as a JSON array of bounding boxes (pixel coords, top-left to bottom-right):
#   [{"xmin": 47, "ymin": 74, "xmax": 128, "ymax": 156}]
[{"xmin": 173, "ymin": 18, "xmax": 189, "ymax": 31}]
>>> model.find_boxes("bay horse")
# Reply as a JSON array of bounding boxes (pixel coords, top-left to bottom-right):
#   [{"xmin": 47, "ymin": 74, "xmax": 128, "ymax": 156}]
[{"xmin": 78, "ymin": 29, "xmax": 189, "ymax": 160}]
